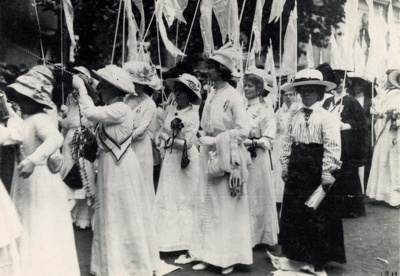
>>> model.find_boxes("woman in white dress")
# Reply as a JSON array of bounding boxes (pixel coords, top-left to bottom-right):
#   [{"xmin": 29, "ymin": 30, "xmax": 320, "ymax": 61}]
[
  {"xmin": 156, "ymin": 74, "xmax": 201, "ymax": 252},
  {"xmin": 273, "ymin": 89, "xmax": 299, "ymax": 206},
  {"xmin": 6, "ymin": 74, "xmax": 80, "ymax": 276},
  {"xmin": 73, "ymin": 65, "xmax": 160, "ymax": 276},
  {"xmin": 0, "ymin": 99, "xmax": 22, "ymax": 276},
  {"xmin": 191, "ymin": 51, "xmax": 253, "ymax": 275},
  {"xmin": 60, "ymin": 66, "xmax": 96, "ymax": 229},
  {"xmin": 367, "ymin": 69, "xmax": 400, "ymax": 207},
  {"xmin": 242, "ymin": 67, "xmax": 279, "ymax": 247},
  {"xmin": 123, "ymin": 61, "xmax": 160, "ymax": 199}
]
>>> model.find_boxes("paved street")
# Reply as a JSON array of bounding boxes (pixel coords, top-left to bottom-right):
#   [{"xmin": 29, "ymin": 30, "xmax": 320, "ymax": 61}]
[{"xmin": 75, "ymin": 198, "xmax": 399, "ymax": 276}]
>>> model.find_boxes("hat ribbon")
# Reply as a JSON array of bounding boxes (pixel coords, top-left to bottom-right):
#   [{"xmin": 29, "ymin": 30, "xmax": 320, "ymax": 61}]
[{"xmin": 294, "ymin": 77, "xmax": 322, "ymax": 83}]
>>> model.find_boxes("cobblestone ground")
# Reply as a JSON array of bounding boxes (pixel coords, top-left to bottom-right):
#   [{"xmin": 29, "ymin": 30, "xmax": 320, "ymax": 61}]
[{"xmin": 75, "ymin": 198, "xmax": 399, "ymax": 276}]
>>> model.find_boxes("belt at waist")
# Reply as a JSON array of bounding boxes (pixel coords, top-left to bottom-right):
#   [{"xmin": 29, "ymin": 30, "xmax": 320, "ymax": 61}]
[{"xmin": 291, "ymin": 142, "xmax": 323, "ymax": 149}]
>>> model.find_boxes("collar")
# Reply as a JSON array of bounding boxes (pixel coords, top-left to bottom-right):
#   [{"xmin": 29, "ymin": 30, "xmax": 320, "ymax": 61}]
[
  {"xmin": 302, "ymin": 102, "xmax": 319, "ymax": 110},
  {"xmin": 213, "ymin": 81, "xmax": 229, "ymax": 90},
  {"xmin": 247, "ymin": 97, "xmax": 260, "ymax": 107}
]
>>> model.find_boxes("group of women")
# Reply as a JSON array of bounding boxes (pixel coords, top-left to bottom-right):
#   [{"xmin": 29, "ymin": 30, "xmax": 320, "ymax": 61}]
[{"xmin": 1, "ymin": 45, "xmax": 399, "ymax": 276}]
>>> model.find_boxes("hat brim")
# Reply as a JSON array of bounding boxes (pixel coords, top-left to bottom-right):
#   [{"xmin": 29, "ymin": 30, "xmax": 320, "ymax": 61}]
[
  {"xmin": 281, "ymin": 80, "xmax": 337, "ymax": 92},
  {"xmin": 6, "ymin": 83, "xmax": 53, "ymax": 109},
  {"xmin": 165, "ymin": 78, "xmax": 202, "ymax": 105},
  {"xmin": 91, "ymin": 70, "xmax": 136, "ymax": 95},
  {"xmin": 388, "ymin": 70, "xmax": 400, "ymax": 89}
]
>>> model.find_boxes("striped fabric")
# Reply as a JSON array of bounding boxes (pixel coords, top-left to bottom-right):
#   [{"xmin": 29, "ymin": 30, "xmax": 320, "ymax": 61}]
[{"xmin": 280, "ymin": 102, "xmax": 342, "ymax": 173}]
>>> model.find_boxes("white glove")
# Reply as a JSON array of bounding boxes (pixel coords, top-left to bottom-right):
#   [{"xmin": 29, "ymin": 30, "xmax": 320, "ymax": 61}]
[
  {"xmin": 198, "ymin": 136, "xmax": 216, "ymax": 146},
  {"xmin": 72, "ymin": 75, "xmax": 87, "ymax": 95}
]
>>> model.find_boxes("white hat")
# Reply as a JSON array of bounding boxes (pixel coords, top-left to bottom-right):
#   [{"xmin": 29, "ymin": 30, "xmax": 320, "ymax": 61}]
[
  {"xmin": 245, "ymin": 66, "xmax": 274, "ymax": 93},
  {"xmin": 123, "ymin": 61, "xmax": 162, "ymax": 90},
  {"xmin": 92, "ymin": 65, "xmax": 136, "ymax": 95},
  {"xmin": 165, "ymin": 73, "xmax": 202, "ymax": 105},
  {"xmin": 281, "ymin": 69, "xmax": 337, "ymax": 92},
  {"xmin": 388, "ymin": 69, "xmax": 400, "ymax": 89}
]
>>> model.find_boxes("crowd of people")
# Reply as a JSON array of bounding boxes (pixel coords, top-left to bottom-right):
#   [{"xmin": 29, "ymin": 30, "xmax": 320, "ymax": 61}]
[{"xmin": 0, "ymin": 47, "xmax": 399, "ymax": 276}]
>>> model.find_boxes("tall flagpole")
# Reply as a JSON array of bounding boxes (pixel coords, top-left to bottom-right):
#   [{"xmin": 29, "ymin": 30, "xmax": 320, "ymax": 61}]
[{"xmin": 278, "ymin": 1, "xmax": 283, "ymax": 108}]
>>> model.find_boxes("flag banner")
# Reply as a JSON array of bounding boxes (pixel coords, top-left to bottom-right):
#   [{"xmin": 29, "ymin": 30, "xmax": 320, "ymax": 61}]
[
  {"xmin": 329, "ymin": 34, "xmax": 342, "ymax": 69},
  {"xmin": 200, "ymin": 0, "xmax": 214, "ymax": 56},
  {"xmin": 281, "ymin": 5, "xmax": 297, "ymax": 76},
  {"xmin": 354, "ymin": 38, "xmax": 366, "ymax": 77},
  {"xmin": 252, "ymin": 0, "xmax": 266, "ymax": 53},
  {"xmin": 211, "ymin": 0, "xmax": 231, "ymax": 43},
  {"xmin": 265, "ymin": 43, "xmax": 278, "ymax": 100},
  {"xmin": 306, "ymin": 35, "xmax": 314, "ymax": 69},
  {"xmin": 155, "ymin": 0, "xmax": 186, "ymax": 57},
  {"xmin": 341, "ymin": 0, "xmax": 358, "ymax": 71},
  {"xmin": 386, "ymin": 0, "xmax": 400, "ymax": 70},
  {"xmin": 125, "ymin": 0, "xmax": 139, "ymax": 61},
  {"xmin": 269, "ymin": 0, "xmax": 287, "ymax": 24},
  {"xmin": 132, "ymin": 0, "xmax": 145, "ymax": 39},
  {"xmin": 163, "ymin": 0, "xmax": 187, "ymax": 27},
  {"xmin": 63, "ymin": 0, "xmax": 76, "ymax": 46},
  {"xmin": 374, "ymin": 8, "xmax": 389, "ymax": 83},
  {"xmin": 364, "ymin": 0, "xmax": 378, "ymax": 81}
]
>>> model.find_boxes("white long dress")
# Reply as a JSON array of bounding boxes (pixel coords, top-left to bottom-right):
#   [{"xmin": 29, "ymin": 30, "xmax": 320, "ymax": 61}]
[
  {"xmin": 190, "ymin": 84, "xmax": 253, "ymax": 268},
  {"xmin": 11, "ymin": 112, "xmax": 80, "ymax": 276},
  {"xmin": 155, "ymin": 104, "xmax": 199, "ymax": 251},
  {"xmin": 367, "ymin": 88, "xmax": 400, "ymax": 206},
  {"xmin": 245, "ymin": 98, "xmax": 279, "ymax": 247},
  {"xmin": 0, "ymin": 123, "xmax": 22, "ymax": 276},
  {"xmin": 127, "ymin": 95, "xmax": 157, "ymax": 200},
  {"xmin": 60, "ymin": 95, "xmax": 96, "ymax": 228},
  {"xmin": 79, "ymin": 94, "xmax": 160, "ymax": 276},
  {"xmin": 272, "ymin": 102, "xmax": 300, "ymax": 203}
]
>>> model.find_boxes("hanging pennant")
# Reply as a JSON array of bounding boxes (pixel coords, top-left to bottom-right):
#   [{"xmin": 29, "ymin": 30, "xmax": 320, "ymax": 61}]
[
  {"xmin": 264, "ymin": 43, "xmax": 278, "ymax": 96},
  {"xmin": 251, "ymin": 0, "xmax": 265, "ymax": 54},
  {"xmin": 63, "ymin": 0, "xmax": 76, "ymax": 46},
  {"xmin": 125, "ymin": 0, "xmax": 139, "ymax": 61},
  {"xmin": 387, "ymin": 0, "xmax": 400, "ymax": 70},
  {"xmin": 269, "ymin": 0, "xmax": 287, "ymax": 24},
  {"xmin": 163, "ymin": 0, "xmax": 187, "ymax": 27},
  {"xmin": 341, "ymin": 0, "xmax": 358, "ymax": 71},
  {"xmin": 211, "ymin": 0, "xmax": 239, "ymax": 46},
  {"xmin": 329, "ymin": 34, "xmax": 342, "ymax": 69},
  {"xmin": 200, "ymin": 0, "xmax": 214, "ymax": 56},
  {"xmin": 306, "ymin": 35, "xmax": 314, "ymax": 69},
  {"xmin": 132, "ymin": 0, "xmax": 145, "ymax": 39},
  {"xmin": 155, "ymin": 0, "xmax": 186, "ymax": 57},
  {"xmin": 281, "ymin": 5, "xmax": 297, "ymax": 76}
]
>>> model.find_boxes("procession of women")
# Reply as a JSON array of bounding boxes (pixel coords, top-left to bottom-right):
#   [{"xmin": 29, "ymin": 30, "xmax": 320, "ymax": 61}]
[{"xmin": 1, "ymin": 0, "xmax": 400, "ymax": 275}]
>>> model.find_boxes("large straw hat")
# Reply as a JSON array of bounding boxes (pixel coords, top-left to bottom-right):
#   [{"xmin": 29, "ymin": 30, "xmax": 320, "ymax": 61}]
[
  {"xmin": 123, "ymin": 61, "xmax": 162, "ymax": 90},
  {"xmin": 281, "ymin": 69, "xmax": 337, "ymax": 92},
  {"xmin": 24, "ymin": 65, "xmax": 55, "ymax": 98},
  {"xmin": 245, "ymin": 66, "xmax": 274, "ymax": 93},
  {"xmin": 388, "ymin": 69, "xmax": 400, "ymax": 89},
  {"xmin": 208, "ymin": 43, "xmax": 241, "ymax": 78},
  {"xmin": 165, "ymin": 73, "xmax": 202, "ymax": 105},
  {"xmin": 6, "ymin": 74, "xmax": 54, "ymax": 109},
  {"xmin": 92, "ymin": 65, "xmax": 136, "ymax": 95}
]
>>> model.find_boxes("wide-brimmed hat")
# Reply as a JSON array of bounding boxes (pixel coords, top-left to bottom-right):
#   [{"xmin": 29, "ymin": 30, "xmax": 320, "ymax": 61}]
[
  {"xmin": 71, "ymin": 66, "xmax": 99, "ymax": 88},
  {"xmin": 24, "ymin": 65, "xmax": 55, "ymax": 98},
  {"xmin": 388, "ymin": 69, "xmax": 400, "ymax": 89},
  {"xmin": 165, "ymin": 73, "xmax": 202, "ymax": 105},
  {"xmin": 6, "ymin": 74, "xmax": 53, "ymax": 109},
  {"xmin": 123, "ymin": 61, "xmax": 162, "ymax": 90},
  {"xmin": 92, "ymin": 65, "xmax": 136, "ymax": 95},
  {"xmin": 281, "ymin": 69, "xmax": 337, "ymax": 92},
  {"xmin": 244, "ymin": 66, "xmax": 274, "ymax": 93}
]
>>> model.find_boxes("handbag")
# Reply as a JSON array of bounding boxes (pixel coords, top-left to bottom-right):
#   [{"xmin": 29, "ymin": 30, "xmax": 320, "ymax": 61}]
[
  {"xmin": 207, "ymin": 149, "xmax": 225, "ymax": 177},
  {"xmin": 63, "ymin": 163, "xmax": 83, "ymax": 189},
  {"xmin": 180, "ymin": 140, "xmax": 190, "ymax": 168},
  {"xmin": 71, "ymin": 126, "xmax": 98, "ymax": 163}
]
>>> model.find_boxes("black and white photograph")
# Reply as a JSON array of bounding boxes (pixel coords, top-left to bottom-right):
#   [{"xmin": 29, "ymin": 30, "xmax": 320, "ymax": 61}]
[{"xmin": 0, "ymin": 0, "xmax": 399, "ymax": 275}]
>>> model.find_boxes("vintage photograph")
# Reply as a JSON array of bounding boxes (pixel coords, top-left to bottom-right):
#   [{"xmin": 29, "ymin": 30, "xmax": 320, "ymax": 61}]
[{"xmin": 0, "ymin": 0, "xmax": 399, "ymax": 275}]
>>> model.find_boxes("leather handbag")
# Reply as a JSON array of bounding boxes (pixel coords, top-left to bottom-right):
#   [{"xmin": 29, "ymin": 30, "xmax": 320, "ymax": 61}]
[{"xmin": 180, "ymin": 140, "xmax": 190, "ymax": 168}]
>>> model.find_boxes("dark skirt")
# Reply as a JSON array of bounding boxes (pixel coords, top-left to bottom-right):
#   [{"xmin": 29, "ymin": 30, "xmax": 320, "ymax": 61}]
[
  {"xmin": 279, "ymin": 143, "xmax": 346, "ymax": 266},
  {"xmin": 329, "ymin": 161, "xmax": 366, "ymax": 218}
]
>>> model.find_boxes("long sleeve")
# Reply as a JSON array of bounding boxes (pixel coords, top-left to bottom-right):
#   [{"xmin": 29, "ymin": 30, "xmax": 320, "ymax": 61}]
[
  {"xmin": 342, "ymin": 98, "xmax": 367, "ymax": 131},
  {"xmin": 26, "ymin": 114, "xmax": 63, "ymax": 165},
  {"xmin": 257, "ymin": 108, "xmax": 276, "ymax": 150},
  {"xmin": 321, "ymin": 113, "xmax": 342, "ymax": 173},
  {"xmin": 174, "ymin": 109, "xmax": 200, "ymax": 149},
  {"xmin": 280, "ymin": 115, "xmax": 294, "ymax": 171},
  {"xmin": 132, "ymin": 102, "xmax": 156, "ymax": 140},
  {"xmin": 0, "ymin": 118, "xmax": 23, "ymax": 146},
  {"xmin": 79, "ymin": 94, "xmax": 128, "ymax": 124},
  {"xmin": 227, "ymin": 95, "xmax": 249, "ymax": 141}
]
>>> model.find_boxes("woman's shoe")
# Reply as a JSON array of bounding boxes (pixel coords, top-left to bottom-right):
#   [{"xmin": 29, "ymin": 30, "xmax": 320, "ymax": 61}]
[
  {"xmin": 192, "ymin": 262, "xmax": 208, "ymax": 271},
  {"xmin": 221, "ymin": 265, "xmax": 234, "ymax": 275}
]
